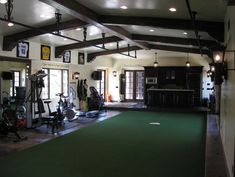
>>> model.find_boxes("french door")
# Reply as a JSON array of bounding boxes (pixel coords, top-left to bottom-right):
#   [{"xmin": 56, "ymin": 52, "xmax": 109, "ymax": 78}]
[
  {"xmin": 96, "ymin": 70, "xmax": 106, "ymax": 100},
  {"xmin": 124, "ymin": 70, "xmax": 144, "ymax": 101}
]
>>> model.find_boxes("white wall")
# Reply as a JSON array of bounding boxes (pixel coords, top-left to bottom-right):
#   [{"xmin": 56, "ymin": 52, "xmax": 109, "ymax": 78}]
[
  {"xmin": 0, "ymin": 34, "xmax": 212, "ymax": 105},
  {"xmin": 0, "ymin": 36, "xmax": 113, "ymax": 112},
  {"xmin": 103, "ymin": 55, "xmax": 212, "ymax": 101},
  {"xmin": 220, "ymin": 6, "xmax": 235, "ymax": 177}
]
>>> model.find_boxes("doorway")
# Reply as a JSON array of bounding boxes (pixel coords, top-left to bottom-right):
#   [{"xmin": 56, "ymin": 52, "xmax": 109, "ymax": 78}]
[
  {"xmin": 124, "ymin": 70, "xmax": 144, "ymax": 101},
  {"xmin": 96, "ymin": 70, "xmax": 106, "ymax": 100}
]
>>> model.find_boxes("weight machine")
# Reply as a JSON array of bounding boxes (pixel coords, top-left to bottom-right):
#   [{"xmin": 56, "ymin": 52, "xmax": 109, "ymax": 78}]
[{"xmin": 26, "ymin": 70, "xmax": 47, "ymax": 125}]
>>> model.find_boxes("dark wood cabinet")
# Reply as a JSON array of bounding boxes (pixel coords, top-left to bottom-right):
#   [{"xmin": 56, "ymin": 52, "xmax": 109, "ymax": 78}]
[{"xmin": 144, "ymin": 66, "xmax": 202, "ymax": 107}]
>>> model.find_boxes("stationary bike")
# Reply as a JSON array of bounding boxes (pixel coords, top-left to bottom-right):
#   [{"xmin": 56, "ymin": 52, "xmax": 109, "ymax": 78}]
[{"xmin": 43, "ymin": 93, "xmax": 76, "ymax": 133}]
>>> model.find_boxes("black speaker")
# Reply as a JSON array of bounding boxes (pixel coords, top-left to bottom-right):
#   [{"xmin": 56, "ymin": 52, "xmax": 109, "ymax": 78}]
[
  {"xmin": 1, "ymin": 72, "xmax": 13, "ymax": 80},
  {"xmin": 91, "ymin": 71, "xmax": 102, "ymax": 80},
  {"xmin": 16, "ymin": 87, "xmax": 26, "ymax": 99}
]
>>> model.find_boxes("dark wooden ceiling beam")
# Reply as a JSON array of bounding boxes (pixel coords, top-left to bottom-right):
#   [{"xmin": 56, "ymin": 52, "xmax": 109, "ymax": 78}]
[
  {"xmin": 87, "ymin": 46, "xmax": 142, "ymax": 62},
  {"xmin": 39, "ymin": 0, "xmax": 149, "ymax": 49},
  {"xmin": 150, "ymin": 44, "xmax": 209, "ymax": 55},
  {"xmin": 100, "ymin": 15, "xmax": 224, "ymax": 42},
  {"xmin": 3, "ymin": 19, "xmax": 88, "ymax": 51},
  {"xmin": 87, "ymin": 43, "xmax": 210, "ymax": 62},
  {"xmin": 132, "ymin": 34, "xmax": 220, "ymax": 48},
  {"xmin": 55, "ymin": 36, "xmax": 122, "ymax": 57},
  {"xmin": 224, "ymin": 0, "xmax": 235, "ymax": 5}
]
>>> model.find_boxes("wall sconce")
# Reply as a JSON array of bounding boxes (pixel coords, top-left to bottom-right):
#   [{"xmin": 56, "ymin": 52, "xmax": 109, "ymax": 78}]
[
  {"xmin": 112, "ymin": 71, "xmax": 117, "ymax": 77},
  {"xmin": 211, "ymin": 50, "xmax": 228, "ymax": 84},
  {"xmin": 213, "ymin": 51, "xmax": 224, "ymax": 63},
  {"xmin": 72, "ymin": 72, "xmax": 80, "ymax": 80}
]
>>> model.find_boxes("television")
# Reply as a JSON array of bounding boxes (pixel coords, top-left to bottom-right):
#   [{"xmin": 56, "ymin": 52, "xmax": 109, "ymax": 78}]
[
  {"xmin": 91, "ymin": 71, "xmax": 102, "ymax": 80},
  {"xmin": 1, "ymin": 72, "xmax": 13, "ymax": 80}
]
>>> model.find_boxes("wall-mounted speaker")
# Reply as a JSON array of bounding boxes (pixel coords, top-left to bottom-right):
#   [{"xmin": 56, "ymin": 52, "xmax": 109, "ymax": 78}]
[
  {"xmin": 91, "ymin": 71, "xmax": 102, "ymax": 80},
  {"xmin": 1, "ymin": 72, "xmax": 13, "ymax": 80}
]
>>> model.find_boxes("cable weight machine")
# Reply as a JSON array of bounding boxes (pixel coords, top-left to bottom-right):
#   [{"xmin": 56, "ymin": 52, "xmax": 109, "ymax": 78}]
[{"xmin": 26, "ymin": 70, "xmax": 47, "ymax": 126}]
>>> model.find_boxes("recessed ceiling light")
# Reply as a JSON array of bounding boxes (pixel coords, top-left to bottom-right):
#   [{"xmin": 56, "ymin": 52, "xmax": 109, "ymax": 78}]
[
  {"xmin": 120, "ymin": 5, "xmax": 128, "ymax": 9},
  {"xmin": 40, "ymin": 14, "xmax": 46, "ymax": 18},
  {"xmin": 8, "ymin": 22, "xmax": 14, "ymax": 27},
  {"xmin": 183, "ymin": 32, "xmax": 188, "ymax": 35},
  {"xmin": 63, "ymin": 38, "xmax": 67, "ymax": 41},
  {"xmin": 169, "ymin": 7, "xmax": 177, "ymax": 12},
  {"xmin": 0, "ymin": 0, "xmax": 7, "ymax": 4},
  {"xmin": 76, "ymin": 28, "xmax": 82, "ymax": 31},
  {"xmin": 149, "ymin": 29, "xmax": 155, "ymax": 32}
]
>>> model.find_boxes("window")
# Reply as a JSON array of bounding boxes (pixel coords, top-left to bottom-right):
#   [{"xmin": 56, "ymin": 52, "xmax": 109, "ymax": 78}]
[
  {"xmin": 10, "ymin": 71, "xmax": 21, "ymax": 97},
  {"xmin": 124, "ymin": 70, "xmax": 144, "ymax": 101},
  {"xmin": 96, "ymin": 70, "xmax": 106, "ymax": 100},
  {"xmin": 42, "ymin": 68, "xmax": 69, "ymax": 99}
]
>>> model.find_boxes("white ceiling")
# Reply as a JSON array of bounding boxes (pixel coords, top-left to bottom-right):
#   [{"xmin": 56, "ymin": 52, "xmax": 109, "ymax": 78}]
[
  {"xmin": 0, "ymin": 0, "xmax": 73, "ymax": 35},
  {"xmin": 75, "ymin": 0, "xmax": 226, "ymax": 21},
  {"xmin": 0, "ymin": 0, "xmax": 227, "ymax": 62}
]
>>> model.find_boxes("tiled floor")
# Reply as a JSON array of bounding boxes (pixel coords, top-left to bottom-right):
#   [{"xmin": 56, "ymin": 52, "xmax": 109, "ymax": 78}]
[
  {"xmin": 205, "ymin": 114, "xmax": 227, "ymax": 177},
  {"xmin": 0, "ymin": 110, "xmax": 120, "ymax": 157},
  {"xmin": 0, "ymin": 109, "xmax": 228, "ymax": 177}
]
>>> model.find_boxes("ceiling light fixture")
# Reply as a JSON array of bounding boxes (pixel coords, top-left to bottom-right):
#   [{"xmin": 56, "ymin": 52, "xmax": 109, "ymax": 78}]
[
  {"xmin": 63, "ymin": 38, "xmax": 67, "ymax": 41},
  {"xmin": 154, "ymin": 52, "xmax": 158, "ymax": 67},
  {"xmin": 169, "ymin": 7, "xmax": 177, "ymax": 12},
  {"xmin": 40, "ymin": 14, "xmax": 46, "ymax": 18},
  {"xmin": 120, "ymin": 5, "xmax": 128, "ymax": 9},
  {"xmin": 0, "ymin": 0, "xmax": 7, "ymax": 4},
  {"xmin": 76, "ymin": 28, "xmax": 82, "ymax": 31},
  {"xmin": 149, "ymin": 29, "xmax": 155, "ymax": 32},
  {"xmin": 8, "ymin": 22, "xmax": 14, "ymax": 27},
  {"xmin": 183, "ymin": 32, "xmax": 188, "ymax": 35},
  {"xmin": 186, "ymin": 53, "xmax": 190, "ymax": 67},
  {"xmin": 4, "ymin": 0, "xmax": 14, "ymax": 27}
]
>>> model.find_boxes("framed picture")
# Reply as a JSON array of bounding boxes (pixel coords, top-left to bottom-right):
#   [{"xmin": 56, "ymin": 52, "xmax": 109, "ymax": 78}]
[
  {"xmin": 78, "ymin": 52, "xmax": 85, "ymax": 64},
  {"xmin": 63, "ymin": 51, "xmax": 71, "ymax": 63},
  {"xmin": 17, "ymin": 41, "xmax": 29, "ymax": 58},
  {"xmin": 41, "ymin": 45, "xmax": 51, "ymax": 60}
]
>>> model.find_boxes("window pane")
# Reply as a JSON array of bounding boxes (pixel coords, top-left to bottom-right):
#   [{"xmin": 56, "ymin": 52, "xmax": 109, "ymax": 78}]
[
  {"xmin": 125, "ymin": 71, "xmax": 134, "ymax": 99},
  {"xmin": 136, "ymin": 71, "xmax": 144, "ymax": 100},
  {"xmin": 42, "ymin": 69, "xmax": 49, "ymax": 99},
  {"xmin": 63, "ymin": 70, "xmax": 68, "ymax": 96},
  {"xmin": 50, "ymin": 69, "xmax": 62, "ymax": 98}
]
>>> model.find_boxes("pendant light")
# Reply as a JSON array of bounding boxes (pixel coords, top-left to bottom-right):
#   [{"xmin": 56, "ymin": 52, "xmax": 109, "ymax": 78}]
[
  {"xmin": 154, "ymin": 52, "xmax": 158, "ymax": 67},
  {"xmin": 186, "ymin": 53, "xmax": 190, "ymax": 67}
]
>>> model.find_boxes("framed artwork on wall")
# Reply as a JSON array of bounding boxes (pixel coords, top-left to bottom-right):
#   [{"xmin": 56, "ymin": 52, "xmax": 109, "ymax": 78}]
[
  {"xmin": 17, "ymin": 41, "xmax": 29, "ymax": 58},
  {"xmin": 78, "ymin": 52, "xmax": 85, "ymax": 64},
  {"xmin": 41, "ymin": 45, "xmax": 51, "ymax": 60},
  {"xmin": 63, "ymin": 51, "xmax": 71, "ymax": 63}
]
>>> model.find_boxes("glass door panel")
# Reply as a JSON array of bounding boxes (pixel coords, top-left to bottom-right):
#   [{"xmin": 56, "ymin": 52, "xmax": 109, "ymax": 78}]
[{"xmin": 136, "ymin": 71, "xmax": 144, "ymax": 100}]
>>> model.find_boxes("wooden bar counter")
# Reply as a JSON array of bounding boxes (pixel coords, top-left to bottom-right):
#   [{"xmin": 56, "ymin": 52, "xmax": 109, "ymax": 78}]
[{"xmin": 147, "ymin": 88, "xmax": 194, "ymax": 107}]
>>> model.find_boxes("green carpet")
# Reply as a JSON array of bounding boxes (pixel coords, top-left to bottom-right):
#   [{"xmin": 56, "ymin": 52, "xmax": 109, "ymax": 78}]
[{"xmin": 0, "ymin": 111, "xmax": 206, "ymax": 177}]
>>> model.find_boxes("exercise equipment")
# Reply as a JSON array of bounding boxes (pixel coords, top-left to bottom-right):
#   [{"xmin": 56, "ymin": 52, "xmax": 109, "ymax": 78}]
[
  {"xmin": 0, "ymin": 94, "xmax": 27, "ymax": 142},
  {"xmin": 83, "ymin": 87, "xmax": 105, "ymax": 118},
  {"xmin": 42, "ymin": 93, "xmax": 76, "ymax": 133},
  {"xmin": 26, "ymin": 70, "xmax": 47, "ymax": 123},
  {"xmin": 88, "ymin": 86, "xmax": 105, "ymax": 111}
]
